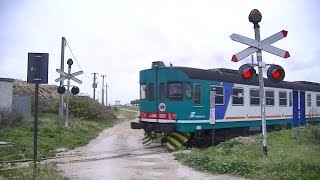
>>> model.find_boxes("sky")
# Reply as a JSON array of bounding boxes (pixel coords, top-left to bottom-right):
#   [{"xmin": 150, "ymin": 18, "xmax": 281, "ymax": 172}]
[{"xmin": 1, "ymin": 0, "xmax": 320, "ymax": 105}]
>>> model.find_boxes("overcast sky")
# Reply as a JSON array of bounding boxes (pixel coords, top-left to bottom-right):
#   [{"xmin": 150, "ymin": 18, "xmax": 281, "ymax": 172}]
[{"xmin": 1, "ymin": 0, "xmax": 319, "ymax": 105}]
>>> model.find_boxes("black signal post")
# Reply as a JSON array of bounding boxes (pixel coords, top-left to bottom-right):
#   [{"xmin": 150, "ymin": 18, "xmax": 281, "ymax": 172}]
[{"xmin": 27, "ymin": 53, "xmax": 49, "ymax": 175}]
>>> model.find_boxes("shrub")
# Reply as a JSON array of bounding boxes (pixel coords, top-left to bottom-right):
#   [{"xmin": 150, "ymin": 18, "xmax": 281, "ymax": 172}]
[
  {"xmin": 0, "ymin": 108, "xmax": 24, "ymax": 128},
  {"xmin": 68, "ymin": 95, "xmax": 116, "ymax": 121}
]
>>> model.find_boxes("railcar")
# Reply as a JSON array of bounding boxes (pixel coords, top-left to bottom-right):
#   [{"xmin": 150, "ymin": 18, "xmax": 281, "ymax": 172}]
[{"xmin": 131, "ymin": 61, "xmax": 320, "ymax": 150}]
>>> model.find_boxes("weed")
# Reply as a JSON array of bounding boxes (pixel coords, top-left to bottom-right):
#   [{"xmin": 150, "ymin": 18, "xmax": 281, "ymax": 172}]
[{"xmin": 175, "ymin": 124, "xmax": 320, "ymax": 179}]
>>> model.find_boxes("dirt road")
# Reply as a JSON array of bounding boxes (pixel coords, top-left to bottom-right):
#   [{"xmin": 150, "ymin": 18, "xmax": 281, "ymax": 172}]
[{"xmin": 55, "ymin": 120, "xmax": 244, "ymax": 180}]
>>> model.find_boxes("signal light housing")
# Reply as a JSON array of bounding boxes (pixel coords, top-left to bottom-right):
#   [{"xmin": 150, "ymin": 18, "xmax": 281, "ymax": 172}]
[
  {"xmin": 57, "ymin": 86, "xmax": 66, "ymax": 94},
  {"xmin": 71, "ymin": 86, "xmax": 80, "ymax": 95},
  {"xmin": 238, "ymin": 64, "xmax": 256, "ymax": 82},
  {"xmin": 267, "ymin": 64, "xmax": 285, "ymax": 83}
]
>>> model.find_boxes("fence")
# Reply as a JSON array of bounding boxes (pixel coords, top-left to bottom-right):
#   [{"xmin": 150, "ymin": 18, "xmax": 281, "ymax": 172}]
[{"xmin": 12, "ymin": 95, "xmax": 31, "ymax": 117}]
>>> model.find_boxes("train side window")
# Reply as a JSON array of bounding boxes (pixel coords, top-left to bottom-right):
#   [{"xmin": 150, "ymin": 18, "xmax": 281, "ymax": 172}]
[
  {"xmin": 159, "ymin": 83, "xmax": 165, "ymax": 101},
  {"xmin": 148, "ymin": 83, "xmax": 154, "ymax": 101},
  {"xmin": 317, "ymin": 94, "xmax": 320, "ymax": 107},
  {"xmin": 214, "ymin": 86, "xmax": 224, "ymax": 105},
  {"xmin": 232, "ymin": 87, "xmax": 243, "ymax": 106},
  {"xmin": 289, "ymin": 92, "xmax": 292, "ymax": 107},
  {"xmin": 279, "ymin": 91, "xmax": 287, "ymax": 106},
  {"xmin": 194, "ymin": 84, "xmax": 201, "ymax": 105},
  {"xmin": 140, "ymin": 84, "xmax": 147, "ymax": 100},
  {"xmin": 250, "ymin": 89, "xmax": 260, "ymax": 106},
  {"xmin": 307, "ymin": 93, "xmax": 311, "ymax": 107},
  {"xmin": 266, "ymin": 90, "xmax": 274, "ymax": 106},
  {"xmin": 168, "ymin": 82, "xmax": 183, "ymax": 100},
  {"xmin": 185, "ymin": 83, "xmax": 192, "ymax": 99}
]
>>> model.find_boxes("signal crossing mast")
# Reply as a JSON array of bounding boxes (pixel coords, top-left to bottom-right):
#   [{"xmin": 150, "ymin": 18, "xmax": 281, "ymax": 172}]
[{"xmin": 230, "ymin": 9, "xmax": 289, "ymax": 158}]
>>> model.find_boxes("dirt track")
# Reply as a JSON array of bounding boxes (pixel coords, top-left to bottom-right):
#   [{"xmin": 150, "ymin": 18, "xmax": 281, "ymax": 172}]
[{"xmin": 55, "ymin": 120, "xmax": 244, "ymax": 180}]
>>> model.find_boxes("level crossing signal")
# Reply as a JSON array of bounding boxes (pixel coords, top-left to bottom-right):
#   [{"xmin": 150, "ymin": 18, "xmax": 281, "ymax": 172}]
[
  {"xmin": 71, "ymin": 86, "xmax": 80, "ymax": 95},
  {"xmin": 238, "ymin": 64, "xmax": 256, "ymax": 81},
  {"xmin": 267, "ymin": 64, "xmax": 285, "ymax": 83}
]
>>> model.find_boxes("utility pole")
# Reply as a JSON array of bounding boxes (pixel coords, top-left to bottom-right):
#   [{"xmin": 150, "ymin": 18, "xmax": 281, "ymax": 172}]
[
  {"xmin": 106, "ymin": 83, "xmax": 108, "ymax": 106},
  {"xmin": 59, "ymin": 37, "xmax": 66, "ymax": 116},
  {"xmin": 92, "ymin": 73, "xmax": 98, "ymax": 100},
  {"xmin": 101, "ymin": 75, "xmax": 106, "ymax": 106}
]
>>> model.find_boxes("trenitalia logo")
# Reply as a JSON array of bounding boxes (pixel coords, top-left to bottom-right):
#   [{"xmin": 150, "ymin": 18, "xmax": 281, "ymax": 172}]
[{"xmin": 190, "ymin": 112, "xmax": 206, "ymax": 118}]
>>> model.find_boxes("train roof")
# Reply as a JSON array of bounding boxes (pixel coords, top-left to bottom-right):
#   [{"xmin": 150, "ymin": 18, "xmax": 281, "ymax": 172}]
[
  {"xmin": 147, "ymin": 61, "xmax": 320, "ymax": 92},
  {"xmin": 173, "ymin": 66, "xmax": 320, "ymax": 92},
  {"xmin": 144, "ymin": 65, "xmax": 318, "ymax": 92}
]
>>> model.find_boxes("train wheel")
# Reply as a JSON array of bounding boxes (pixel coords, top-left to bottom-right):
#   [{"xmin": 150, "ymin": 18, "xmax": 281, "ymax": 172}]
[
  {"xmin": 142, "ymin": 132, "xmax": 152, "ymax": 146},
  {"xmin": 165, "ymin": 132, "xmax": 190, "ymax": 150}
]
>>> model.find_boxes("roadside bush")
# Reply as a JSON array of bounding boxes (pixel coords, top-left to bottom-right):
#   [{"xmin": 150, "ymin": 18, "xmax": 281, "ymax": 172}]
[
  {"xmin": 68, "ymin": 95, "xmax": 116, "ymax": 121},
  {"xmin": 0, "ymin": 108, "xmax": 24, "ymax": 128}
]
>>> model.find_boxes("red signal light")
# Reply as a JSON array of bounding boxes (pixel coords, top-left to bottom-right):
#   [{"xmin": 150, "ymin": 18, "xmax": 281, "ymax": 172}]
[
  {"xmin": 243, "ymin": 69, "xmax": 252, "ymax": 79},
  {"xmin": 267, "ymin": 65, "xmax": 285, "ymax": 83},
  {"xmin": 272, "ymin": 70, "xmax": 280, "ymax": 79},
  {"xmin": 238, "ymin": 64, "xmax": 256, "ymax": 82}
]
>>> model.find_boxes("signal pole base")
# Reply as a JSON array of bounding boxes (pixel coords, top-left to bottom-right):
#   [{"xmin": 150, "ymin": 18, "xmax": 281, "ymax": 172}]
[{"xmin": 263, "ymin": 145, "xmax": 268, "ymax": 158}]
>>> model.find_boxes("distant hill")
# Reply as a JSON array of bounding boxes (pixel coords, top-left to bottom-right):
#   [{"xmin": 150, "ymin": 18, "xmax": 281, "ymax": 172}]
[{"xmin": 13, "ymin": 80, "xmax": 59, "ymax": 101}]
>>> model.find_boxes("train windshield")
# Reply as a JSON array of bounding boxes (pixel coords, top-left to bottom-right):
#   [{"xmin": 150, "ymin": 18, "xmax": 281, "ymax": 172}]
[
  {"xmin": 140, "ymin": 84, "xmax": 147, "ymax": 100},
  {"xmin": 168, "ymin": 82, "xmax": 183, "ymax": 100}
]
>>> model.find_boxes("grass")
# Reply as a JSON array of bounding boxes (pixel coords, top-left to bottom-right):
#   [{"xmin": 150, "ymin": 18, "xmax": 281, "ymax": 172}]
[
  {"xmin": 115, "ymin": 107, "xmax": 139, "ymax": 120},
  {"xmin": 0, "ymin": 108, "xmax": 138, "ymax": 179},
  {"xmin": 120, "ymin": 105, "xmax": 139, "ymax": 112},
  {"xmin": 0, "ymin": 116, "xmax": 119, "ymax": 162},
  {"xmin": 0, "ymin": 163, "xmax": 64, "ymax": 180},
  {"xmin": 175, "ymin": 124, "xmax": 320, "ymax": 180}
]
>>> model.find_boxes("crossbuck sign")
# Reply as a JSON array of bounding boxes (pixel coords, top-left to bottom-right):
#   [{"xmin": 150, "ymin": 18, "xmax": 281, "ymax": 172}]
[
  {"xmin": 230, "ymin": 30, "xmax": 290, "ymax": 62},
  {"xmin": 55, "ymin": 69, "xmax": 83, "ymax": 84}
]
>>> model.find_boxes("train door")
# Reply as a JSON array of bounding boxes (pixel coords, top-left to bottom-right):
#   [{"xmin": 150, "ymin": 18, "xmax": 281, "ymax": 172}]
[
  {"xmin": 210, "ymin": 86, "xmax": 216, "ymax": 124},
  {"xmin": 293, "ymin": 91, "xmax": 306, "ymax": 127},
  {"xmin": 299, "ymin": 91, "xmax": 306, "ymax": 126}
]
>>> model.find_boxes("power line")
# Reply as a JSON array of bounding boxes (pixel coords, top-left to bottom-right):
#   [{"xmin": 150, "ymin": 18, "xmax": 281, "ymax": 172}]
[{"xmin": 65, "ymin": 39, "xmax": 91, "ymax": 79}]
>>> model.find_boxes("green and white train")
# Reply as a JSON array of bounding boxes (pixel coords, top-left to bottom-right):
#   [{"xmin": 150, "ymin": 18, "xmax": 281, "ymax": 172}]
[{"xmin": 131, "ymin": 61, "xmax": 320, "ymax": 150}]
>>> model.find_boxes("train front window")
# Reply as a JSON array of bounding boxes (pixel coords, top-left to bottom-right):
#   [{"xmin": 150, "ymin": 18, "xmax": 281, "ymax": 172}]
[
  {"xmin": 185, "ymin": 83, "xmax": 192, "ymax": 99},
  {"xmin": 148, "ymin": 83, "xmax": 154, "ymax": 100},
  {"xmin": 140, "ymin": 84, "xmax": 147, "ymax": 100},
  {"xmin": 159, "ymin": 83, "xmax": 165, "ymax": 101},
  {"xmin": 194, "ymin": 84, "xmax": 201, "ymax": 105},
  {"xmin": 168, "ymin": 82, "xmax": 183, "ymax": 100}
]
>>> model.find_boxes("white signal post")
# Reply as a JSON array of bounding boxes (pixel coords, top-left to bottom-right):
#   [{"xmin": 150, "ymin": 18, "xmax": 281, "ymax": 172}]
[
  {"xmin": 230, "ymin": 9, "xmax": 290, "ymax": 158},
  {"xmin": 55, "ymin": 59, "xmax": 83, "ymax": 128}
]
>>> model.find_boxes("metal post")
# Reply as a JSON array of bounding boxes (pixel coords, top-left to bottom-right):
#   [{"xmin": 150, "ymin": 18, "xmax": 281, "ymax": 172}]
[
  {"xmin": 101, "ymin": 75, "xmax": 106, "ymax": 105},
  {"xmin": 33, "ymin": 82, "xmax": 39, "ymax": 173},
  {"xmin": 92, "ymin": 73, "xmax": 98, "ymax": 100},
  {"xmin": 65, "ymin": 64, "xmax": 71, "ymax": 128},
  {"xmin": 106, "ymin": 83, "xmax": 108, "ymax": 106},
  {"xmin": 59, "ymin": 37, "xmax": 65, "ymax": 117},
  {"xmin": 250, "ymin": 9, "xmax": 268, "ymax": 158}
]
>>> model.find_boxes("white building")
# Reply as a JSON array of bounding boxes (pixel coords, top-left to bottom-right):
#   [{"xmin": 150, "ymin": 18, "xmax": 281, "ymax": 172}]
[{"xmin": 0, "ymin": 78, "xmax": 14, "ymax": 112}]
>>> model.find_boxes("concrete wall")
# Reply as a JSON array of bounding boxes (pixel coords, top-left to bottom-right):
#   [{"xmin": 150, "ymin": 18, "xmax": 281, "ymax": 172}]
[
  {"xmin": 12, "ymin": 95, "xmax": 31, "ymax": 116},
  {"xmin": 0, "ymin": 78, "xmax": 14, "ymax": 112}
]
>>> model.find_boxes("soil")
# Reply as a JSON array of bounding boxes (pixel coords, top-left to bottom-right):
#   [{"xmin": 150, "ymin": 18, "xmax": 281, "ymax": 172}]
[{"xmin": 54, "ymin": 121, "xmax": 245, "ymax": 180}]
